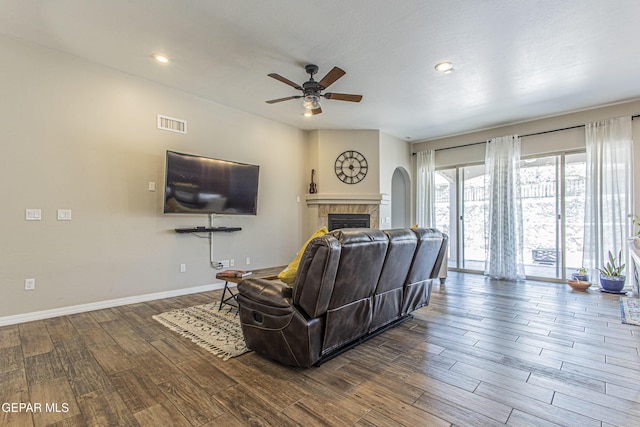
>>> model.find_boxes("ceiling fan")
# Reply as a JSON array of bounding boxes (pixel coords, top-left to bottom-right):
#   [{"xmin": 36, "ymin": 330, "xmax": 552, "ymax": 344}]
[{"xmin": 265, "ymin": 64, "xmax": 362, "ymax": 116}]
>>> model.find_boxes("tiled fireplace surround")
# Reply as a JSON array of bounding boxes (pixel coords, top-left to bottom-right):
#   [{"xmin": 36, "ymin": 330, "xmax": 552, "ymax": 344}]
[
  {"xmin": 306, "ymin": 194, "xmax": 386, "ymax": 230},
  {"xmin": 318, "ymin": 204, "xmax": 379, "ymax": 230}
]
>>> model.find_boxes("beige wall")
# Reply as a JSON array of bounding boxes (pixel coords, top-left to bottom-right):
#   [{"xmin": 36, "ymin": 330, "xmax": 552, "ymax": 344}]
[
  {"xmin": 299, "ymin": 130, "xmax": 412, "ymax": 233},
  {"xmin": 379, "ymin": 132, "xmax": 412, "ymax": 228},
  {"xmin": 302, "ymin": 129, "xmax": 381, "ymax": 235},
  {"xmin": 413, "ymin": 100, "xmax": 640, "ymax": 214},
  {"xmin": 1, "ymin": 36, "xmax": 306, "ymax": 319},
  {"xmin": 309, "ymin": 129, "xmax": 381, "ymax": 195},
  {"xmin": 414, "ymin": 100, "xmax": 640, "ymax": 166}
]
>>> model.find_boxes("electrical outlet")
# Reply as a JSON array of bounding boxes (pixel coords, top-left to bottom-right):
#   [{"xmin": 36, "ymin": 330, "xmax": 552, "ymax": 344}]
[
  {"xmin": 57, "ymin": 209, "xmax": 72, "ymax": 221},
  {"xmin": 180, "ymin": 264, "xmax": 186, "ymax": 273},
  {"xmin": 25, "ymin": 278, "xmax": 35, "ymax": 291},
  {"xmin": 230, "ymin": 258, "xmax": 235, "ymax": 267},
  {"xmin": 26, "ymin": 209, "xmax": 41, "ymax": 221},
  {"xmin": 219, "ymin": 260, "xmax": 230, "ymax": 268},
  {"xmin": 246, "ymin": 257, "xmax": 251, "ymax": 265}
]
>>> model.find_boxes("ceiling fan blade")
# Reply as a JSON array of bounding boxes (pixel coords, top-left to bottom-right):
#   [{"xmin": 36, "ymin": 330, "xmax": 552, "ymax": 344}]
[
  {"xmin": 265, "ymin": 96, "xmax": 301, "ymax": 104},
  {"xmin": 317, "ymin": 67, "xmax": 345, "ymax": 89},
  {"xmin": 267, "ymin": 73, "xmax": 302, "ymax": 90},
  {"xmin": 311, "ymin": 107, "xmax": 322, "ymax": 115},
  {"xmin": 324, "ymin": 93, "xmax": 363, "ymax": 102}
]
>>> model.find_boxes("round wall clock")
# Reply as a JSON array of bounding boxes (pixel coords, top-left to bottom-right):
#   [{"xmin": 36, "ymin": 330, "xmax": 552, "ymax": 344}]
[{"xmin": 334, "ymin": 150, "xmax": 368, "ymax": 184}]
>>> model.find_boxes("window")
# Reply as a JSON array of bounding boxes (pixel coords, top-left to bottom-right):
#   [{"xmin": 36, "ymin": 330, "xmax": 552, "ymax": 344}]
[{"xmin": 435, "ymin": 150, "xmax": 586, "ymax": 280}]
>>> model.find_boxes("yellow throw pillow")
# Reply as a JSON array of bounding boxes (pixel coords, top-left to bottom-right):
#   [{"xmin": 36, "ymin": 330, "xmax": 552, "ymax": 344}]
[
  {"xmin": 410, "ymin": 224, "xmax": 419, "ymax": 229},
  {"xmin": 278, "ymin": 226, "xmax": 328, "ymax": 286}
]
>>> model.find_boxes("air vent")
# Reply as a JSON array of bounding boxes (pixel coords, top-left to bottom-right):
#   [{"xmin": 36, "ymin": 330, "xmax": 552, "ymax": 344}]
[{"xmin": 157, "ymin": 114, "xmax": 187, "ymax": 134}]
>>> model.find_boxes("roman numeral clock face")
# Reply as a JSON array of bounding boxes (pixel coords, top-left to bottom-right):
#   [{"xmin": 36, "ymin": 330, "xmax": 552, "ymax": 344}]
[{"xmin": 334, "ymin": 150, "xmax": 368, "ymax": 184}]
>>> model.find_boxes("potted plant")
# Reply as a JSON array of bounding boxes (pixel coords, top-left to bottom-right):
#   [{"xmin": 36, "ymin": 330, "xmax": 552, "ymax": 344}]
[
  {"xmin": 598, "ymin": 250, "xmax": 626, "ymax": 292},
  {"xmin": 571, "ymin": 267, "xmax": 589, "ymax": 282}
]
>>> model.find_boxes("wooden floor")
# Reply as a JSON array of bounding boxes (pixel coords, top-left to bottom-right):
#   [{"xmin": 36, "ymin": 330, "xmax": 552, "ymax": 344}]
[{"xmin": 1, "ymin": 272, "xmax": 639, "ymax": 426}]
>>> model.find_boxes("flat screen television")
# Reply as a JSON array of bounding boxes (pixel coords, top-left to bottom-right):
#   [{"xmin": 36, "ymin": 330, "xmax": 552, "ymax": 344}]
[{"xmin": 164, "ymin": 150, "xmax": 259, "ymax": 215}]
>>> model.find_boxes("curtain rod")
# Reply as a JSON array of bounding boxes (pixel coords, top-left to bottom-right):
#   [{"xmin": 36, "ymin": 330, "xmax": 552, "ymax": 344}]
[{"xmin": 413, "ymin": 114, "xmax": 640, "ymax": 155}]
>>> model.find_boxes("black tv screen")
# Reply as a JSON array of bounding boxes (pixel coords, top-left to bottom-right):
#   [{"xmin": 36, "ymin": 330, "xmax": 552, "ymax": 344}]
[{"xmin": 164, "ymin": 150, "xmax": 259, "ymax": 215}]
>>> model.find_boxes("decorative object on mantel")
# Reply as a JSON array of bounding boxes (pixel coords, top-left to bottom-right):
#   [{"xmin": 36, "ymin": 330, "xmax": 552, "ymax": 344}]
[
  {"xmin": 309, "ymin": 169, "xmax": 317, "ymax": 194},
  {"xmin": 334, "ymin": 150, "xmax": 368, "ymax": 184},
  {"xmin": 599, "ymin": 250, "xmax": 626, "ymax": 293},
  {"xmin": 620, "ymin": 297, "xmax": 640, "ymax": 325},
  {"xmin": 153, "ymin": 303, "xmax": 249, "ymax": 360},
  {"xmin": 567, "ymin": 279, "xmax": 592, "ymax": 291}
]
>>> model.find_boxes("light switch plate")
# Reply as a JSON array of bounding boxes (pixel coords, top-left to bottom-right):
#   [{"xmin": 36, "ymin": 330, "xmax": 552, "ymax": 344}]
[
  {"xmin": 57, "ymin": 209, "xmax": 72, "ymax": 221},
  {"xmin": 26, "ymin": 209, "xmax": 42, "ymax": 221}
]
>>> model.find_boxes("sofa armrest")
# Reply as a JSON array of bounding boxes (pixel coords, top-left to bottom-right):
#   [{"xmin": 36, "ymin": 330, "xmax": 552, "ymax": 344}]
[{"xmin": 238, "ymin": 278, "xmax": 291, "ymax": 308}]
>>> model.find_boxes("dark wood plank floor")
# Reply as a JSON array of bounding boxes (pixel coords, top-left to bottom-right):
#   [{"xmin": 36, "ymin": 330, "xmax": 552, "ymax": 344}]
[{"xmin": 1, "ymin": 272, "xmax": 639, "ymax": 426}]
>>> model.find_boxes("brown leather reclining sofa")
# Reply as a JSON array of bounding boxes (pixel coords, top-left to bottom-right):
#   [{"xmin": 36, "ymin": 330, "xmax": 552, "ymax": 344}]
[{"xmin": 237, "ymin": 227, "xmax": 448, "ymax": 367}]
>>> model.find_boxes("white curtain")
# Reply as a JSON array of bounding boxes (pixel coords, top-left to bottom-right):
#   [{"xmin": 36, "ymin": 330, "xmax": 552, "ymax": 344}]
[
  {"xmin": 583, "ymin": 116, "xmax": 633, "ymax": 276},
  {"xmin": 416, "ymin": 150, "xmax": 436, "ymax": 227},
  {"xmin": 484, "ymin": 135, "xmax": 525, "ymax": 280}
]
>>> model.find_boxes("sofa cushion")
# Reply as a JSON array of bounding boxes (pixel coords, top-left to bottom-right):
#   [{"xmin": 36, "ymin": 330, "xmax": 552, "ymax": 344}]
[
  {"xmin": 278, "ymin": 226, "xmax": 328, "ymax": 285},
  {"xmin": 292, "ymin": 235, "xmax": 342, "ymax": 318}
]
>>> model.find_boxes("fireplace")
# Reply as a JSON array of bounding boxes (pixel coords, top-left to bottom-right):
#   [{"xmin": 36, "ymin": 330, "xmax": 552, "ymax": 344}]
[
  {"xmin": 306, "ymin": 194, "xmax": 383, "ymax": 230},
  {"xmin": 328, "ymin": 214, "xmax": 370, "ymax": 231}
]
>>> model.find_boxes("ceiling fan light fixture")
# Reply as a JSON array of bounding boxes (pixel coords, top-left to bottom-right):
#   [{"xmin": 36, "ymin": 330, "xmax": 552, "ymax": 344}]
[
  {"xmin": 303, "ymin": 95, "xmax": 321, "ymax": 110},
  {"xmin": 266, "ymin": 65, "xmax": 361, "ymax": 116},
  {"xmin": 435, "ymin": 61, "xmax": 454, "ymax": 73}
]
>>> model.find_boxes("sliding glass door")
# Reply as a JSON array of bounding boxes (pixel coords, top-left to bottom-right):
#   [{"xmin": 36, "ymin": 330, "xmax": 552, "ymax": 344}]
[
  {"xmin": 435, "ymin": 169, "xmax": 457, "ymax": 268},
  {"xmin": 435, "ymin": 151, "xmax": 586, "ymax": 280},
  {"xmin": 520, "ymin": 153, "xmax": 586, "ymax": 279},
  {"xmin": 435, "ymin": 164, "xmax": 488, "ymax": 273},
  {"xmin": 521, "ymin": 156, "xmax": 561, "ymax": 278},
  {"xmin": 564, "ymin": 152, "xmax": 587, "ymax": 278},
  {"xmin": 461, "ymin": 165, "xmax": 487, "ymax": 271}
]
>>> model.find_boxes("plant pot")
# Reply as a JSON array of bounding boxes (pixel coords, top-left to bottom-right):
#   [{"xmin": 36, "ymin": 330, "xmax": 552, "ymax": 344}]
[
  {"xmin": 599, "ymin": 275, "xmax": 626, "ymax": 292},
  {"xmin": 567, "ymin": 280, "xmax": 591, "ymax": 291},
  {"xmin": 571, "ymin": 273, "xmax": 589, "ymax": 282}
]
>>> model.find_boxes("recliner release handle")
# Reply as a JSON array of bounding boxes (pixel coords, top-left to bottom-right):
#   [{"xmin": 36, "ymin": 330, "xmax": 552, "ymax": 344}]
[{"xmin": 253, "ymin": 312, "xmax": 263, "ymax": 323}]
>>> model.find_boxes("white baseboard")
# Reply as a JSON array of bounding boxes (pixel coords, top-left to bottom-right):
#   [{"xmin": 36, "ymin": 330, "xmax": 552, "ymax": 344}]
[{"xmin": 0, "ymin": 282, "xmax": 230, "ymax": 327}]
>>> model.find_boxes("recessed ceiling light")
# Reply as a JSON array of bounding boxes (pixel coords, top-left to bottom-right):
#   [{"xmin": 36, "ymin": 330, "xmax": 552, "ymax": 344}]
[
  {"xmin": 153, "ymin": 54, "xmax": 169, "ymax": 63},
  {"xmin": 435, "ymin": 61, "xmax": 454, "ymax": 73}
]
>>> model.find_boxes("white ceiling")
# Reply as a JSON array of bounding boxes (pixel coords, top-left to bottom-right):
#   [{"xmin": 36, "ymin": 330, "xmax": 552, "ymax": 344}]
[{"xmin": 2, "ymin": 0, "xmax": 640, "ymax": 142}]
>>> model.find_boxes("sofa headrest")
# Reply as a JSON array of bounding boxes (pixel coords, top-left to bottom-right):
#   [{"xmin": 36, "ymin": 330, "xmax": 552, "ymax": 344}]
[
  {"xmin": 407, "ymin": 228, "xmax": 447, "ymax": 282},
  {"xmin": 329, "ymin": 228, "xmax": 387, "ymax": 245},
  {"xmin": 292, "ymin": 235, "xmax": 342, "ymax": 318}
]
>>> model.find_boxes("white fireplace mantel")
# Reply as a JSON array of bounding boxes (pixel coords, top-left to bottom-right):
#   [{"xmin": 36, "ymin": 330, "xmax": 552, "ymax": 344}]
[{"xmin": 305, "ymin": 193, "xmax": 389, "ymax": 206}]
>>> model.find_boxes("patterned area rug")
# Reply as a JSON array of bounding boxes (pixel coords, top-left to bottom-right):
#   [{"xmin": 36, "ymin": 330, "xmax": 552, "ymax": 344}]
[
  {"xmin": 153, "ymin": 303, "xmax": 250, "ymax": 360},
  {"xmin": 620, "ymin": 297, "xmax": 640, "ymax": 326}
]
